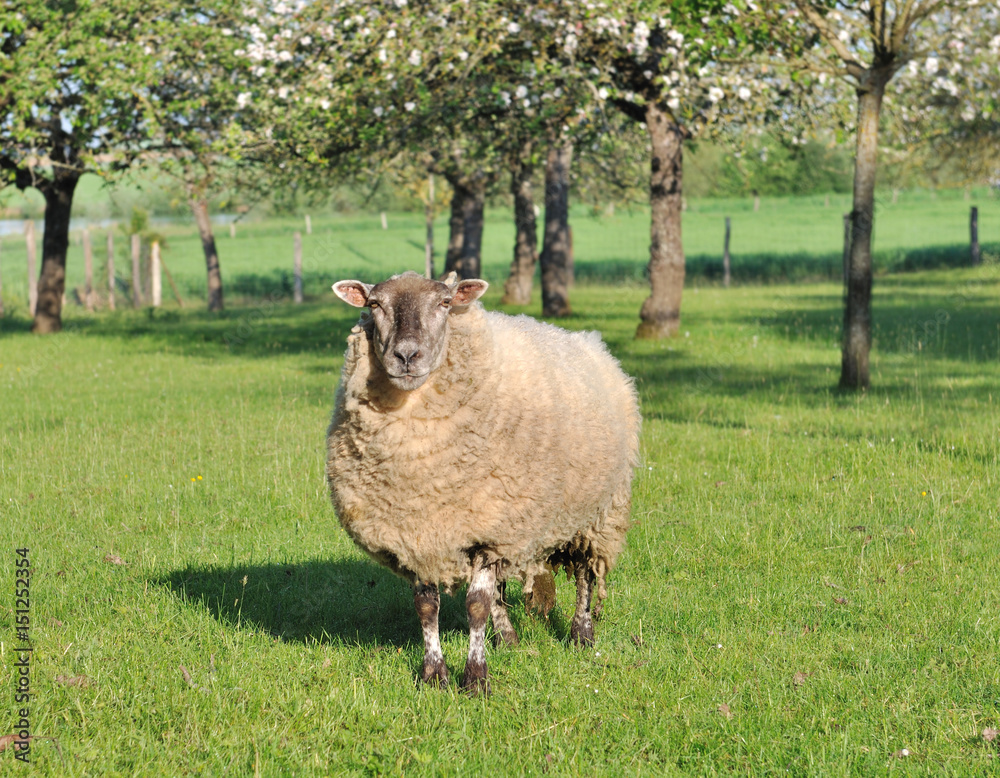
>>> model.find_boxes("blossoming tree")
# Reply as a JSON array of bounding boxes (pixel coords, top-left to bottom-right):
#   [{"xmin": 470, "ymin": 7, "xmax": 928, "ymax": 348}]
[
  {"xmin": 525, "ymin": 1, "xmax": 771, "ymax": 338},
  {"xmin": 768, "ymin": 0, "xmax": 1000, "ymax": 390}
]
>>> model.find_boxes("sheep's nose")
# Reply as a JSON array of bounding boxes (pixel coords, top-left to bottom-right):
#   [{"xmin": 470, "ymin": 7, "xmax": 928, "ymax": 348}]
[{"xmin": 394, "ymin": 346, "xmax": 421, "ymax": 368}]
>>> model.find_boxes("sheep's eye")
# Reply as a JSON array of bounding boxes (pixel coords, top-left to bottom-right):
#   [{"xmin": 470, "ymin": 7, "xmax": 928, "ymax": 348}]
[
  {"xmin": 440, "ymin": 298, "xmax": 452, "ymax": 308},
  {"xmin": 369, "ymin": 301, "xmax": 380, "ymax": 310}
]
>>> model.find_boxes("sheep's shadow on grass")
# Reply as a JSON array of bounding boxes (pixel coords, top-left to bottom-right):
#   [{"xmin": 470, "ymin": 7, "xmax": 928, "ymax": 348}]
[{"xmin": 155, "ymin": 557, "xmax": 563, "ymax": 648}]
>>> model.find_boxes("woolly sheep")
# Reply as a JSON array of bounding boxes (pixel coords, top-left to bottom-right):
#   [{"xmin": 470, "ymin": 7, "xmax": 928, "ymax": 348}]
[{"xmin": 326, "ymin": 271, "xmax": 640, "ymax": 694}]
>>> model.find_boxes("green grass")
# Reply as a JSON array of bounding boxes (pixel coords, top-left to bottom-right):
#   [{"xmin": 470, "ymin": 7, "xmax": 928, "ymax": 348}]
[
  {"xmin": 2, "ymin": 248, "xmax": 999, "ymax": 773},
  {"xmin": 1, "ymin": 185, "xmax": 997, "ymax": 313}
]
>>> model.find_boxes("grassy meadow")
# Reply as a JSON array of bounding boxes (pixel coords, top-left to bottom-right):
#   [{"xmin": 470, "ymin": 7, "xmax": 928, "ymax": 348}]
[{"xmin": 1, "ymin": 196, "xmax": 999, "ymax": 774}]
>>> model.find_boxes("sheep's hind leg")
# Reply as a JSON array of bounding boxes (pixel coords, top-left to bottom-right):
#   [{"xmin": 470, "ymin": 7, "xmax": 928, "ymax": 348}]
[
  {"xmin": 570, "ymin": 563, "xmax": 595, "ymax": 647},
  {"xmin": 461, "ymin": 556, "xmax": 496, "ymax": 695},
  {"xmin": 414, "ymin": 583, "xmax": 448, "ymax": 687},
  {"xmin": 491, "ymin": 581, "xmax": 519, "ymax": 647}
]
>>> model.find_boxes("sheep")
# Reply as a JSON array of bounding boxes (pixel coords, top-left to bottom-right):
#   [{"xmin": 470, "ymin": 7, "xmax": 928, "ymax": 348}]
[{"xmin": 326, "ymin": 271, "xmax": 640, "ymax": 694}]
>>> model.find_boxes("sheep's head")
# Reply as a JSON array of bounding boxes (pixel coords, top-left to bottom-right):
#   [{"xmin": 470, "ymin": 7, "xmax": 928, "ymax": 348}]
[{"xmin": 333, "ymin": 271, "xmax": 488, "ymax": 391}]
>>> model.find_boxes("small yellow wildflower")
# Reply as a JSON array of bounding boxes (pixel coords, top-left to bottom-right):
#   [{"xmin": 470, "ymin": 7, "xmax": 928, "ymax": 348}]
[{"xmin": 197, "ymin": 475, "xmax": 202, "ymax": 480}]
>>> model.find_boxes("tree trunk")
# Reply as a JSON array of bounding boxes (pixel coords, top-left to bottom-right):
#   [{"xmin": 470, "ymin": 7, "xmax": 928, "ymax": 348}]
[
  {"xmin": 444, "ymin": 174, "xmax": 485, "ymax": 280},
  {"xmin": 840, "ymin": 75, "xmax": 887, "ymax": 391},
  {"xmin": 190, "ymin": 197, "xmax": 224, "ymax": 311},
  {"xmin": 0, "ymin": 240, "xmax": 4, "ymax": 317},
  {"xmin": 539, "ymin": 142, "xmax": 573, "ymax": 317},
  {"xmin": 32, "ymin": 171, "xmax": 80, "ymax": 333},
  {"xmin": 502, "ymin": 155, "xmax": 538, "ymax": 305},
  {"xmin": 636, "ymin": 102, "xmax": 685, "ymax": 339},
  {"xmin": 445, "ymin": 182, "xmax": 466, "ymax": 274}
]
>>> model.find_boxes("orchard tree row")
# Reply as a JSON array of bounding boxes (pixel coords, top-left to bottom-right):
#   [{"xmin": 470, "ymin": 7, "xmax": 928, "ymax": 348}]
[{"xmin": 2, "ymin": 1, "xmax": 998, "ymax": 390}]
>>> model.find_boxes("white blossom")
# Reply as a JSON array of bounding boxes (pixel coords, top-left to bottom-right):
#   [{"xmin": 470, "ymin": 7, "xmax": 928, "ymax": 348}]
[
  {"xmin": 408, "ymin": 49, "xmax": 422, "ymax": 67},
  {"xmin": 633, "ymin": 20, "xmax": 650, "ymax": 57}
]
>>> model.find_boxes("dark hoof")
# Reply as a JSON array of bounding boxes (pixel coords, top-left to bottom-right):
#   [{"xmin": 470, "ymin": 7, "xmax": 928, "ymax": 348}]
[
  {"xmin": 571, "ymin": 618, "xmax": 595, "ymax": 647},
  {"xmin": 460, "ymin": 661, "xmax": 490, "ymax": 696},
  {"xmin": 421, "ymin": 659, "xmax": 449, "ymax": 688},
  {"xmin": 493, "ymin": 628, "xmax": 519, "ymax": 648}
]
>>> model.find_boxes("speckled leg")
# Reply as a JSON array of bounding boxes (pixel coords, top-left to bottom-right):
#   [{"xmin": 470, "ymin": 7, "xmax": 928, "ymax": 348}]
[
  {"xmin": 414, "ymin": 584, "xmax": 448, "ymax": 687},
  {"xmin": 570, "ymin": 564, "xmax": 595, "ymax": 647},
  {"xmin": 491, "ymin": 581, "xmax": 519, "ymax": 647},
  {"xmin": 461, "ymin": 558, "xmax": 496, "ymax": 695}
]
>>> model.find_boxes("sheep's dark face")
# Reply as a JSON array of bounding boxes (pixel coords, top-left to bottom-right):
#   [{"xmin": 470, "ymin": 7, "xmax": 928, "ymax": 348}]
[{"xmin": 333, "ymin": 272, "xmax": 488, "ymax": 391}]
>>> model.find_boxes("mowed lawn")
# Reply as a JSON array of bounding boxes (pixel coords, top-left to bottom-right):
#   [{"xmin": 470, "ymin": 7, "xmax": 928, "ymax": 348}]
[{"xmin": 1, "ymin": 231, "xmax": 999, "ymax": 771}]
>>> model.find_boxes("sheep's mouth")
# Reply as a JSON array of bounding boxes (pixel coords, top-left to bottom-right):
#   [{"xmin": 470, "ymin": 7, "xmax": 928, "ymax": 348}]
[{"xmin": 386, "ymin": 372, "xmax": 430, "ymax": 390}]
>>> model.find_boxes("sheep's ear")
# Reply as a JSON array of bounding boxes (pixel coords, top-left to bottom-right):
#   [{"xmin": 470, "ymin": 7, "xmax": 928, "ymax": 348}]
[
  {"xmin": 332, "ymin": 280, "xmax": 372, "ymax": 307},
  {"xmin": 451, "ymin": 279, "xmax": 488, "ymax": 306},
  {"xmin": 441, "ymin": 271, "xmax": 459, "ymax": 288}
]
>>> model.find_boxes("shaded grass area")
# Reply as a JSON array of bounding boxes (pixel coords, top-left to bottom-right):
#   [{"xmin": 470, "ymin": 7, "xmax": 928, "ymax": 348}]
[{"xmin": 1, "ymin": 267, "xmax": 998, "ymax": 774}]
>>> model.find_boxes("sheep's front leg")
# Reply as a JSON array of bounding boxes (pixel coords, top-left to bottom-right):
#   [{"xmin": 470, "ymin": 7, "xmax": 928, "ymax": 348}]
[
  {"xmin": 570, "ymin": 564, "xmax": 595, "ymax": 647},
  {"xmin": 461, "ymin": 557, "xmax": 496, "ymax": 695},
  {"xmin": 491, "ymin": 580, "xmax": 519, "ymax": 647},
  {"xmin": 414, "ymin": 583, "xmax": 448, "ymax": 687}
]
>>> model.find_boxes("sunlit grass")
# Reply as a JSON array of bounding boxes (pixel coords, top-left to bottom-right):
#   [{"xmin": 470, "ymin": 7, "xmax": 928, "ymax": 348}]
[{"xmin": 1, "ymin": 243, "xmax": 998, "ymax": 773}]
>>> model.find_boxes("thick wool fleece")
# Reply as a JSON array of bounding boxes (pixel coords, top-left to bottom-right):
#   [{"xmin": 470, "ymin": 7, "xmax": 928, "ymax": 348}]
[{"xmin": 326, "ymin": 302, "xmax": 640, "ymax": 601}]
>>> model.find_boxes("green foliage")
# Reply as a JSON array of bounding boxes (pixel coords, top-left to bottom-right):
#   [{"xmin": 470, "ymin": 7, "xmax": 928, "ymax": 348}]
[{"xmin": 714, "ymin": 135, "xmax": 854, "ymax": 197}]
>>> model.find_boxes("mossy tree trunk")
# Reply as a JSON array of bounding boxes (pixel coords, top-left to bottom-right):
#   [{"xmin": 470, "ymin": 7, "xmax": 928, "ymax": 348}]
[
  {"xmin": 32, "ymin": 167, "xmax": 81, "ymax": 334},
  {"xmin": 501, "ymin": 150, "xmax": 538, "ymax": 305},
  {"xmin": 444, "ymin": 173, "xmax": 486, "ymax": 280},
  {"xmin": 539, "ymin": 141, "xmax": 573, "ymax": 318},
  {"xmin": 840, "ymin": 70, "xmax": 890, "ymax": 391},
  {"xmin": 636, "ymin": 101, "xmax": 685, "ymax": 339},
  {"xmin": 190, "ymin": 197, "xmax": 224, "ymax": 312}
]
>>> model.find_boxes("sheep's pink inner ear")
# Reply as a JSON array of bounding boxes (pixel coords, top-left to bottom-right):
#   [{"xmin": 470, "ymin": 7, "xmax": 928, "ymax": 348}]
[
  {"xmin": 332, "ymin": 281, "xmax": 372, "ymax": 308},
  {"xmin": 451, "ymin": 279, "xmax": 488, "ymax": 306}
]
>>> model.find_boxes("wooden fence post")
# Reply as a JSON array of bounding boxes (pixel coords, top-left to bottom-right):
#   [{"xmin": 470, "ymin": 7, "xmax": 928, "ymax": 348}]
[
  {"xmin": 26, "ymin": 220, "xmax": 37, "ymax": 315},
  {"xmin": 425, "ymin": 173, "xmax": 435, "ymax": 279},
  {"xmin": 970, "ymin": 206, "xmax": 981, "ymax": 266},
  {"xmin": 83, "ymin": 228, "xmax": 94, "ymax": 311},
  {"xmin": 723, "ymin": 216, "xmax": 731, "ymax": 288},
  {"xmin": 230, "ymin": 222, "xmax": 236, "ymax": 239},
  {"xmin": 305, "ymin": 214, "xmax": 312, "ymax": 235},
  {"xmin": 151, "ymin": 240, "xmax": 162, "ymax": 307},
  {"xmin": 106, "ymin": 231, "xmax": 116, "ymax": 311},
  {"xmin": 131, "ymin": 233, "xmax": 142, "ymax": 307},
  {"xmin": 380, "ymin": 212, "xmax": 388, "ymax": 230},
  {"xmin": 0, "ymin": 239, "xmax": 5, "ymax": 317},
  {"xmin": 293, "ymin": 231, "xmax": 303, "ymax": 304}
]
